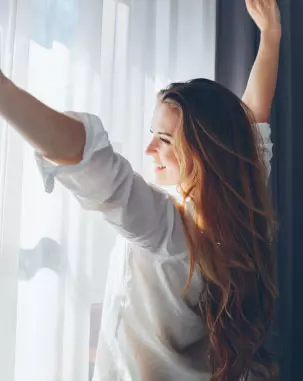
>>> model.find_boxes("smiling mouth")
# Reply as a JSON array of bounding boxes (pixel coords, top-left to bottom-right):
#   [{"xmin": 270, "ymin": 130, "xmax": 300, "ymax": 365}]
[{"xmin": 155, "ymin": 165, "xmax": 166, "ymax": 172}]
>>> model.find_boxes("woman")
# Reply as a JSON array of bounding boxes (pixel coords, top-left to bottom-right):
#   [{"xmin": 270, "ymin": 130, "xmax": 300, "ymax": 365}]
[{"xmin": 0, "ymin": 0, "xmax": 281, "ymax": 380}]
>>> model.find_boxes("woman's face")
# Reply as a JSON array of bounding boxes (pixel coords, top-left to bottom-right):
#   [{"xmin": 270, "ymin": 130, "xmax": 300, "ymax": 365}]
[{"xmin": 145, "ymin": 101, "xmax": 181, "ymax": 186}]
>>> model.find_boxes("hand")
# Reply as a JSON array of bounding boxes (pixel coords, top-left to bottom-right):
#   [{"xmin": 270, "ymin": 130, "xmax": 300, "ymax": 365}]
[{"xmin": 246, "ymin": 0, "xmax": 281, "ymax": 36}]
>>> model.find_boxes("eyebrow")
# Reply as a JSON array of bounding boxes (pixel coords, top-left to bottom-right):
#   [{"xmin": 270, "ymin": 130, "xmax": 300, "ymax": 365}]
[{"xmin": 150, "ymin": 128, "xmax": 173, "ymax": 138}]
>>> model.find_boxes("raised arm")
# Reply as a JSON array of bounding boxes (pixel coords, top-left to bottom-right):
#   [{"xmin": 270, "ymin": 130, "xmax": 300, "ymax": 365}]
[
  {"xmin": 242, "ymin": 0, "xmax": 281, "ymax": 123},
  {"xmin": 0, "ymin": 72, "xmax": 85, "ymax": 164},
  {"xmin": 0, "ymin": 72, "xmax": 184, "ymax": 254}
]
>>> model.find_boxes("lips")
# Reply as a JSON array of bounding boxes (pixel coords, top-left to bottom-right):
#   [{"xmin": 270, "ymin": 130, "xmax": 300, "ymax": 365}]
[{"xmin": 154, "ymin": 164, "xmax": 166, "ymax": 172}]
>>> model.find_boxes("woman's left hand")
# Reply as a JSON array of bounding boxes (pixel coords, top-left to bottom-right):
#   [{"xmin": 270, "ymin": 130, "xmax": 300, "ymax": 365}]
[{"xmin": 246, "ymin": 0, "xmax": 281, "ymax": 37}]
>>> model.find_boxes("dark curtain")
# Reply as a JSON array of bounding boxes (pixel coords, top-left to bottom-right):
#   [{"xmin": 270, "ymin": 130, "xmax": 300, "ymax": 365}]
[{"xmin": 215, "ymin": 1, "xmax": 303, "ymax": 380}]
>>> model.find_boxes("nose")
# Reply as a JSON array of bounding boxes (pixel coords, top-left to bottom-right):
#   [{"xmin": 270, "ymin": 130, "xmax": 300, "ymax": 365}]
[{"xmin": 145, "ymin": 138, "xmax": 157, "ymax": 156}]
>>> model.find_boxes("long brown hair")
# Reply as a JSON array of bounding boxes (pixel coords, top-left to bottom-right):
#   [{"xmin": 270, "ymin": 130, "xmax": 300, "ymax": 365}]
[{"xmin": 158, "ymin": 79, "xmax": 278, "ymax": 381}]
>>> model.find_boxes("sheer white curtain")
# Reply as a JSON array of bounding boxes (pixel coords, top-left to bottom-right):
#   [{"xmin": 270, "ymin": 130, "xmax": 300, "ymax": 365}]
[{"xmin": 0, "ymin": 0, "xmax": 216, "ymax": 380}]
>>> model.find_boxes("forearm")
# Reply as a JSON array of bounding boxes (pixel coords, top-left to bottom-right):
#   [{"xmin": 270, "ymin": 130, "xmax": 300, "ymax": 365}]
[
  {"xmin": 242, "ymin": 30, "xmax": 281, "ymax": 123},
  {"xmin": 0, "ymin": 76, "xmax": 85, "ymax": 164}
]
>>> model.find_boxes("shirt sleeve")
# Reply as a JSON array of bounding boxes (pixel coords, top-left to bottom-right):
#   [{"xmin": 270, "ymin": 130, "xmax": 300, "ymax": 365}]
[
  {"xmin": 255, "ymin": 123, "xmax": 273, "ymax": 178},
  {"xmin": 35, "ymin": 112, "xmax": 186, "ymax": 255}
]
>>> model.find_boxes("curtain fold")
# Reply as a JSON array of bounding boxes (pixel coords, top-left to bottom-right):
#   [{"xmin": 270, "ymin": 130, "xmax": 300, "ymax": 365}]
[
  {"xmin": 216, "ymin": 1, "xmax": 303, "ymax": 380},
  {"xmin": 0, "ymin": 1, "xmax": 216, "ymax": 380},
  {"xmin": 274, "ymin": 1, "xmax": 303, "ymax": 380},
  {"xmin": 215, "ymin": 0, "xmax": 256, "ymax": 98}
]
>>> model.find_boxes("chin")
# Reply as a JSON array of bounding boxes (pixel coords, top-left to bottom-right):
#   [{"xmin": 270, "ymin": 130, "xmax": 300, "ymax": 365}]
[{"xmin": 154, "ymin": 175, "xmax": 177, "ymax": 187}]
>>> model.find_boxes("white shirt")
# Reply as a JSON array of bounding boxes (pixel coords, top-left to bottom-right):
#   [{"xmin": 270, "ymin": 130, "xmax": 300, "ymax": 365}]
[{"xmin": 36, "ymin": 112, "xmax": 273, "ymax": 381}]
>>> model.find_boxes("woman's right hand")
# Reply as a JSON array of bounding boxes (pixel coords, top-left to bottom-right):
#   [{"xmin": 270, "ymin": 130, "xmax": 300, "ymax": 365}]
[{"xmin": 0, "ymin": 69, "xmax": 85, "ymax": 164}]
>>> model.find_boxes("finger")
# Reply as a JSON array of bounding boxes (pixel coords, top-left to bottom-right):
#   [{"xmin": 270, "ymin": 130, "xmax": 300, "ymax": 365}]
[
  {"xmin": 257, "ymin": 0, "xmax": 268, "ymax": 12},
  {"xmin": 253, "ymin": 0, "xmax": 263, "ymax": 11},
  {"xmin": 265, "ymin": 0, "xmax": 272, "ymax": 9},
  {"xmin": 246, "ymin": 0, "xmax": 257, "ymax": 13},
  {"xmin": 246, "ymin": 0, "xmax": 255, "ymax": 9}
]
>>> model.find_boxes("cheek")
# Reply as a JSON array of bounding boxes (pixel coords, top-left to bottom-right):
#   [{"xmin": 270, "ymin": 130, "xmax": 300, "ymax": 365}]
[
  {"xmin": 163, "ymin": 150, "xmax": 178, "ymax": 166},
  {"xmin": 155, "ymin": 149, "xmax": 181, "ymax": 186}
]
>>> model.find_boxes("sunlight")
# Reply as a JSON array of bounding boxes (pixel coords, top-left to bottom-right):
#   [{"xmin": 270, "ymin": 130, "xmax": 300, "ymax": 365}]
[{"xmin": 28, "ymin": 40, "xmax": 71, "ymax": 108}]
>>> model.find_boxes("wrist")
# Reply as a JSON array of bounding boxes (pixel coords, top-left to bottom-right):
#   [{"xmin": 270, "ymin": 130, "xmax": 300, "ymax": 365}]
[{"xmin": 261, "ymin": 27, "xmax": 282, "ymax": 43}]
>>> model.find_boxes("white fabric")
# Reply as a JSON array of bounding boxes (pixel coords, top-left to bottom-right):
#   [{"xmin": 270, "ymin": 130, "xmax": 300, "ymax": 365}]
[
  {"xmin": 36, "ymin": 113, "xmax": 273, "ymax": 381},
  {"xmin": 0, "ymin": 1, "xmax": 216, "ymax": 380}
]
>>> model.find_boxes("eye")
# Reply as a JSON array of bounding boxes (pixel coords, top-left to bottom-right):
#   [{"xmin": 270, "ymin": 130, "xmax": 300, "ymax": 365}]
[
  {"xmin": 159, "ymin": 137, "xmax": 171, "ymax": 145},
  {"xmin": 150, "ymin": 128, "xmax": 171, "ymax": 145}
]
